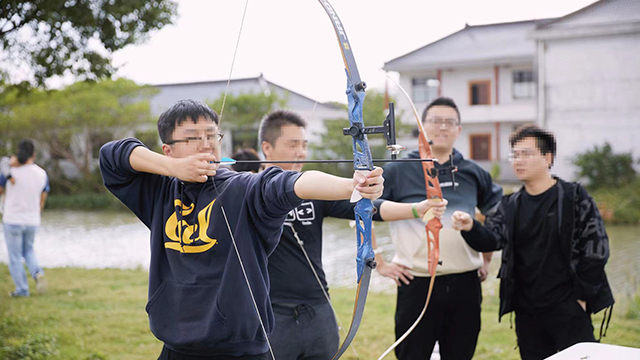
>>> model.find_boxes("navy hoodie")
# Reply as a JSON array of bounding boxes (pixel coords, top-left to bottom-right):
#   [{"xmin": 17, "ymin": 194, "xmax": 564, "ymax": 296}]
[{"xmin": 99, "ymin": 138, "xmax": 303, "ymax": 356}]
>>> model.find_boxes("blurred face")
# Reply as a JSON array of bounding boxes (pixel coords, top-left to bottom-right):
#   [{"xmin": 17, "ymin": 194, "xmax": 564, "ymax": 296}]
[
  {"xmin": 262, "ymin": 124, "xmax": 308, "ymax": 172},
  {"xmin": 162, "ymin": 117, "xmax": 222, "ymax": 167},
  {"xmin": 422, "ymin": 105, "xmax": 461, "ymax": 152},
  {"xmin": 510, "ymin": 137, "xmax": 554, "ymax": 182}
]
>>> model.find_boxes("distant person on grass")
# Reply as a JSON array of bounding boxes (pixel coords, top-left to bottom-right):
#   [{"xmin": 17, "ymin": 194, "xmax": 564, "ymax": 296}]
[{"xmin": 0, "ymin": 139, "xmax": 49, "ymax": 297}]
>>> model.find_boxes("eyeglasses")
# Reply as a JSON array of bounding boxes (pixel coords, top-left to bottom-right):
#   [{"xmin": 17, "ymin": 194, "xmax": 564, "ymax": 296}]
[
  {"xmin": 166, "ymin": 134, "xmax": 224, "ymax": 146},
  {"xmin": 425, "ymin": 117, "xmax": 459, "ymax": 128},
  {"xmin": 508, "ymin": 149, "xmax": 540, "ymax": 161}
]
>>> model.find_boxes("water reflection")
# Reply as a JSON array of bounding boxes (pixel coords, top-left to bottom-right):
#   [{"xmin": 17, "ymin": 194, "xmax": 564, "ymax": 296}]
[
  {"xmin": 0, "ymin": 211, "xmax": 637, "ymax": 299},
  {"xmin": 0, "ymin": 211, "xmax": 150, "ymax": 270}
]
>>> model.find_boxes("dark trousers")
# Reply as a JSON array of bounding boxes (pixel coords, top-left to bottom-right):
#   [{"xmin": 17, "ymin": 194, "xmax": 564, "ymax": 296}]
[
  {"xmin": 515, "ymin": 298, "xmax": 596, "ymax": 360},
  {"xmin": 158, "ymin": 346, "xmax": 270, "ymax": 360},
  {"xmin": 395, "ymin": 270, "xmax": 482, "ymax": 360},
  {"xmin": 269, "ymin": 301, "xmax": 339, "ymax": 360}
]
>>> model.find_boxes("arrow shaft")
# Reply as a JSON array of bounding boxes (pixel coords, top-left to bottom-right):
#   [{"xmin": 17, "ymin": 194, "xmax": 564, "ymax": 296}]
[{"xmin": 218, "ymin": 158, "xmax": 436, "ymax": 165}]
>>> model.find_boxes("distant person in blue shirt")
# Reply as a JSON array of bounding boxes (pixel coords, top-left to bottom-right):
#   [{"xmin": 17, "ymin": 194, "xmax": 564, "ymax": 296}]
[
  {"xmin": 99, "ymin": 99, "xmax": 384, "ymax": 360},
  {"xmin": 0, "ymin": 139, "xmax": 50, "ymax": 297}
]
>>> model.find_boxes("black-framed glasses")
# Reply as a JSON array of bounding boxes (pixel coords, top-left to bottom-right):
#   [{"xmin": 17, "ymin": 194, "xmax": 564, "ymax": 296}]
[{"xmin": 166, "ymin": 134, "xmax": 224, "ymax": 146}]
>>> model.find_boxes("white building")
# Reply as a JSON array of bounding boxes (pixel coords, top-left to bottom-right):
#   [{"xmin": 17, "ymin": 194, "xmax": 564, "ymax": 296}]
[
  {"xmin": 151, "ymin": 74, "xmax": 346, "ymax": 152},
  {"xmin": 533, "ymin": 0, "xmax": 640, "ymax": 180},
  {"xmin": 384, "ymin": 0, "xmax": 640, "ymax": 182}
]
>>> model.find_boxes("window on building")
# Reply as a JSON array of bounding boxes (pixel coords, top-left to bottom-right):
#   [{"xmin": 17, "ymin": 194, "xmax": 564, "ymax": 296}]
[
  {"xmin": 513, "ymin": 71, "xmax": 536, "ymax": 99},
  {"xmin": 412, "ymin": 77, "xmax": 439, "ymax": 104},
  {"xmin": 470, "ymin": 134, "xmax": 491, "ymax": 161},
  {"xmin": 469, "ymin": 80, "xmax": 491, "ymax": 105}
]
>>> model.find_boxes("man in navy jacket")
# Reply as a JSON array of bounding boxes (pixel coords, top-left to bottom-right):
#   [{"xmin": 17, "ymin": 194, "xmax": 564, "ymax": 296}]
[{"xmin": 100, "ymin": 99, "xmax": 384, "ymax": 359}]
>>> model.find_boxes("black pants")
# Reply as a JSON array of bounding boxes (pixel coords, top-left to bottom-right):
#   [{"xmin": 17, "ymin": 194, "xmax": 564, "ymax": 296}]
[
  {"xmin": 515, "ymin": 299, "xmax": 596, "ymax": 360},
  {"xmin": 395, "ymin": 270, "xmax": 482, "ymax": 360},
  {"xmin": 158, "ymin": 346, "xmax": 270, "ymax": 360},
  {"xmin": 270, "ymin": 302, "xmax": 339, "ymax": 360}
]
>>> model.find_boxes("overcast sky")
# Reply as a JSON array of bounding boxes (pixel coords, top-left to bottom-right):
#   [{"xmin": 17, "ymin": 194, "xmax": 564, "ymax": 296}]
[{"xmin": 111, "ymin": 0, "xmax": 599, "ymax": 103}]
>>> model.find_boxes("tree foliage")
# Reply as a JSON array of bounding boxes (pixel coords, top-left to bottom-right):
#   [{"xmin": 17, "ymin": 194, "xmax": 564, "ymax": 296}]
[
  {"xmin": 208, "ymin": 91, "xmax": 287, "ymax": 150},
  {"xmin": 0, "ymin": 78, "xmax": 157, "ymax": 191},
  {"xmin": 0, "ymin": 0, "xmax": 177, "ymax": 87},
  {"xmin": 573, "ymin": 142, "xmax": 637, "ymax": 189},
  {"xmin": 306, "ymin": 90, "xmax": 410, "ymax": 177}
]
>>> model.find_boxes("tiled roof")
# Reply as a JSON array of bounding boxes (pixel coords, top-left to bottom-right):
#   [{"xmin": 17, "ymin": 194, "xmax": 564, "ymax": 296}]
[
  {"xmin": 384, "ymin": 19, "xmax": 553, "ymax": 72},
  {"xmin": 537, "ymin": 0, "xmax": 640, "ymax": 30}
]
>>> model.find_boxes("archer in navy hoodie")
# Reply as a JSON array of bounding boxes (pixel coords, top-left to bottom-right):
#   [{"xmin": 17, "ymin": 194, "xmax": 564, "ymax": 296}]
[{"xmin": 99, "ymin": 99, "xmax": 384, "ymax": 359}]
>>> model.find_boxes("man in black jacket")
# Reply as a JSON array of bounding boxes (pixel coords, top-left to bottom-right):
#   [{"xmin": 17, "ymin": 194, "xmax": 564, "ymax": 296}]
[
  {"xmin": 451, "ymin": 124, "xmax": 614, "ymax": 360},
  {"xmin": 376, "ymin": 97, "xmax": 502, "ymax": 360}
]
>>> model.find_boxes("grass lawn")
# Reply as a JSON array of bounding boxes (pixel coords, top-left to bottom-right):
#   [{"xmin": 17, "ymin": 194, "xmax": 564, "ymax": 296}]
[{"xmin": 1, "ymin": 266, "xmax": 638, "ymax": 359}]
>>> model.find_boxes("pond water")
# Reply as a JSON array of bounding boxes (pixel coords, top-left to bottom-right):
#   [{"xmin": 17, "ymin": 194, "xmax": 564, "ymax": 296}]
[{"xmin": 0, "ymin": 211, "xmax": 638, "ymax": 300}]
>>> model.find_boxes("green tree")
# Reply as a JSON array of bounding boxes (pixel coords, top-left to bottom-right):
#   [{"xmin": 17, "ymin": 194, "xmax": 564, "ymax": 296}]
[
  {"xmin": 573, "ymin": 142, "xmax": 637, "ymax": 190},
  {"xmin": 0, "ymin": 0, "xmax": 177, "ymax": 88},
  {"xmin": 208, "ymin": 91, "xmax": 287, "ymax": 150},
  {"xmin": 0, "ymin": 78, "xmax": 157, "ymax": 191},
  {"xmin": 306, "ymin": 90, "xmax": 409, "ymax": 177}
]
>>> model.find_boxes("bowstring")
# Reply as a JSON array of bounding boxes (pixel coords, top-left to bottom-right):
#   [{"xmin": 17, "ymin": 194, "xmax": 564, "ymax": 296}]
[
  {"xmin": 211, "ymin": 179, "xmax": 275, "ymax": 359},
  {"xmin": 212, "ymin": 0, "xmax": 276, "ymax": 358},
  {"xmin": 218, "ymin": 0, "xmax": 250, "ymax": 123},
  {"xmin": 375, "ymin": 68, "xmax": 441, "ymax": 360},
  {"xmin": 284, "ymin": 222, "xmax": 360, "ymax": 359}
]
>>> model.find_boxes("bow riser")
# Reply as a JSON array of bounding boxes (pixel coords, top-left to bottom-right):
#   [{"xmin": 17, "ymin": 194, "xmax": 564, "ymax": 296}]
[
  {"xmin": 418, "ymin": 132, "xmax": 443, "ymax": 276},
  {"xmin": 347, "ymin": 78, "xmax": 374, "ymax": 173},
  {"xmin": 354, "ymin": 199, "xmax": 375, "ymax": 282}
]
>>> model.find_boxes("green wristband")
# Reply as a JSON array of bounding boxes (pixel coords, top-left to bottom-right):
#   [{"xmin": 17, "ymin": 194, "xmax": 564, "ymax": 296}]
[{"xmin": 411, "ymin": 203, "xmax": 420, "ymax": 219}]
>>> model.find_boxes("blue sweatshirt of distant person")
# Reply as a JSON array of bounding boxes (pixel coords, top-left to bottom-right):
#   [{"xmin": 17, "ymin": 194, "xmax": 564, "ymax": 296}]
[{"xmin": 99, "ymin": 138, "xmax": 303, "ymax": 356}]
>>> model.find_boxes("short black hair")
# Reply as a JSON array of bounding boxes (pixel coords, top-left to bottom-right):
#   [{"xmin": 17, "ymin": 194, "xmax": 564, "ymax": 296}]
[
  {"xmin": 17, "ymin": 139, "xmax": 35, "ymax": 164},
  {"xmin": 421, "ymin": 97, "xmax": 461, "ymax": 123},
  {"xmin": 510, "ymin": 124, "xmax": 557, "ymax": 164},
  {"xmin": 157, "ymin": 99, "xmax": 219, "ymax": 144},
  {"xmin": 258, "ymin": 110, "xmax": 307, "ymax": 145},
  {"xmin": 231, "ymin": 148, "xmax": 261, "ymax": 173}
]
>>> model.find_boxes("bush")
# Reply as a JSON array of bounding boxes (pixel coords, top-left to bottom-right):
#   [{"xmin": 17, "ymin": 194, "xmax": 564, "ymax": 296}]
[
  {"xmin": 46, "ymin": 192, "xmax": 126, "ymax": 211},
  {"xmin": 591, "ymin": 177, "xmax": 640, "ymax": 225},
  {"xmin": 490, "ymin": 162, "xmax": 501, "ymax": 181},
  {"xmin": 573, "ymin": 142, "xmax": 636, "ymax": 190}
]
